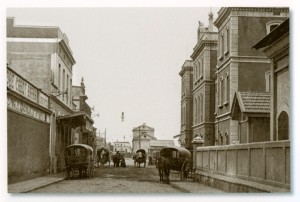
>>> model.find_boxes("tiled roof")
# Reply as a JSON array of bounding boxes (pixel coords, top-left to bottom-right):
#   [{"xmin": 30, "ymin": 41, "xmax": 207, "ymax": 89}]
[{"xmin": 237, "ymin": 92, "xmax": 270, "ymax": 113}]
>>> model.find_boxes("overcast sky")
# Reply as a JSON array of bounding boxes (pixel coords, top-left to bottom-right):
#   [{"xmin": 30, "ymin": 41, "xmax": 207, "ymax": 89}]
[{"xmin": 6, "ymin": 7, "xmax": 221, "ymax": 144}]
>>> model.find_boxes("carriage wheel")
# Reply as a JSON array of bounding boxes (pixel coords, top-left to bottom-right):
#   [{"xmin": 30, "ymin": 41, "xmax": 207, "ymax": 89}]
[
  {"xmin": 90, "ymin": 166, "xmax": 94, "ymax": 178},
  {"xmin": 65, "ymin": 169, "xmax": 70, "ymax": 180},
  {"xmin": 180, "ymin": 159, "xmax": 190, "ymax": 181}
]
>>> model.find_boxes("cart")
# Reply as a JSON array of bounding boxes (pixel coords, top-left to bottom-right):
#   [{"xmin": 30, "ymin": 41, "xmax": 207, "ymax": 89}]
[
  {"xmin": 97, "ymin": 147, "xmax": 110, "ymax": 167},
  {"xmin": 159, "ymin": 146, "xmax": 192, "ymax": 181},
  {"xmin": 64, "ymin": 144, "xmax": 94, "ymax": 179},
  {"xmin": 135, "ymin": 149, "xmax": 146, "ymax": 168}
]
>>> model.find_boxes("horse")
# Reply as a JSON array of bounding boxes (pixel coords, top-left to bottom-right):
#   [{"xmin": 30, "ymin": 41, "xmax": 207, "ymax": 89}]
[
  {"xmin": 112, "ymin": 154, "xmax": 121, "ymax": 167},
  {"xmin": 156, "ymin": 157, "xmax": 164, "ymax": 183},
  {"xmin": 97, "ymin": 148, "xmax": 110, "ymax": 167},
  {"xmin": 156, "ymin": 157, "xmax": 170, "ymax": 184}
]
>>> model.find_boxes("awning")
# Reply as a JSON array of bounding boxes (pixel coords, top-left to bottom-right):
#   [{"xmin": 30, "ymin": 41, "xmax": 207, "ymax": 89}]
[{"xmin": 57, "ymin": 111, "xmax": 87, "ymax": 128}]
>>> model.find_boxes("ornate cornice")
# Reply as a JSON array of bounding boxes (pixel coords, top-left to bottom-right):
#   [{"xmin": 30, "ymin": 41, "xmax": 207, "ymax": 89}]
[
  {"xmin": 191, "ymin": 40, "xmax": 218, "ymax": 60},
  {"xmin": 214, "ymin": 7, "xmax": 289, "ymax": 28}
]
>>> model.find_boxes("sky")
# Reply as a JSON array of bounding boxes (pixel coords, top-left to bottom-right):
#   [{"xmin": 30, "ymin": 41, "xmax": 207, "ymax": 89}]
[{"xmin": 6, "ymin": 7, "xmax": 221, "ymax": 144}]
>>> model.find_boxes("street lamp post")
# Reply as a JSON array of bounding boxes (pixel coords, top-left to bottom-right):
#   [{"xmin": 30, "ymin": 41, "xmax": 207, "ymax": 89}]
[{"xmin": 139, "ymin": 126, "xmax": 141, "ymax": 149}]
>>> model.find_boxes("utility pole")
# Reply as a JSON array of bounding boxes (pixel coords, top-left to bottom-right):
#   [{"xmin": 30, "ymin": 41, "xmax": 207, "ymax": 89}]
[{"xmin": 104, "ymin": 128, "xmax": 106, "ymax": 148}]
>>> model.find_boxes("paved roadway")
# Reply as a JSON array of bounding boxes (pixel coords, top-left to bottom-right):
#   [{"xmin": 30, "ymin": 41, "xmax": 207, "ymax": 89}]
[
  {"xmin": 29, "ymin": 158, "xmax": 223, "ymax": 193},
  {"xmin": 31, "ymin": 158, "xmax": 181, "ymax": 193}
]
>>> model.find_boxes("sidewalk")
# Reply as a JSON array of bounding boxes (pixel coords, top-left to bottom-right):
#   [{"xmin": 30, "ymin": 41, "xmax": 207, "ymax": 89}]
[
  {"xmin": 170, "ymin": 181, "xmax": 224, "ymax": 193},
  {"xmin": 8, "ymin": 173, "xmax": 65, "ymax": 193}
]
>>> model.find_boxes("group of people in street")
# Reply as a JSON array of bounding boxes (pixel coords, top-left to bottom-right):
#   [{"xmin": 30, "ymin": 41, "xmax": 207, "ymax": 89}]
[{"xmin": 112, "ymin": 151, "xmax": 126, "ymax": 167}]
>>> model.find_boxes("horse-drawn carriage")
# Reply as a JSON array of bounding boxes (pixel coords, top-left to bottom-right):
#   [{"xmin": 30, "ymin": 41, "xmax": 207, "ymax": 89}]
[
  {"xmin": 64, "ymin": 144, "xmax": 94, "ymax": 179},
  {"xmin": 97, "ymin": 147, "xmax": 110, "ymax": 167},
  {"xmin": 135, "ymin": 149, "xmax": 147, "ymax": 168},
  {"xmin": 159, "ymin": 146, "xmax": 192, "ymax": 181}
]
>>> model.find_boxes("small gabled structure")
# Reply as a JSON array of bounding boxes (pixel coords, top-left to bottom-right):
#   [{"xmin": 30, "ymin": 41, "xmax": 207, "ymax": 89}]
[{"xmin": 231, "ymin": 92, "xmax": 270, "ymax": 143}]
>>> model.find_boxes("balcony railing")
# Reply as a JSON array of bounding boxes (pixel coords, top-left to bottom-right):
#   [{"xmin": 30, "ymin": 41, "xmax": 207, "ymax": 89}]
[{"xmin": 7, "ymin": 67, "xmax": 49, "ymax": 109}]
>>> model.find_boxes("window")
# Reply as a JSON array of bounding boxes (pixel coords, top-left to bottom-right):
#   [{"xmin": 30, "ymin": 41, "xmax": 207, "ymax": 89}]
[
  {"xmin": 58, "ymin": 64, "xmax": 61, "ymax": 90},
  {"xmin": 221, "ymin": 77, "xmax": 225, "ymax": 105},
  {"xmin": 219, "ymin": 77, "xmax": 223, "ymax": 106},
  {"xmin": 225, "ymin": 73, "xmax": 229, "ymax": 104},
  {"xmin": 197, "ymin": 95, "xmax": 200, "ymax": 124},
  {"xmin": 266, "ymin": 21, "xmax": 283, "ymax": 34},
  {"xmin": 70, "ymin": 79, "xmax": 72, "ymax": 105},
  {"xmin": 182, "ymin": 79, "xmax": 185, "ymax": 95},
  {"xmin": 66, "ymin": 74, "xmax": 69, "ymax": 103},
  {"xmin": 63, "ymin": 69, "xmax": 65, "ymax": 101},
  {"xmin": 195, "ymin": 97, "xmax": 198, "ymax": 124},
  {"xmin": 278, "ymin": 111, "xmax": 289, "ymax": 140},
  {"xmin": 215, "ymin": 80, "xmax": 218, "ymax": 113},
  {"xmin": 218, "ymin": 33, "xmax": 224, "ymax": 60},
  {"xmin": 194, "ymin": 98, "xmax": 197, "ymax": 125},
  {"xmin": 201, "ymin": 57, "xmax": 204, "ymax": 78},
  {"xmin": 197, "ymin": 61, "xmax": 200, "ymax": 80},
  {"xmin": 226, "ymin": 27, "xmax": 230, "ymax": 54},
  {"xmin": 225, "ymin": 132, "xmax": 229, "ymax": 145},
  {"xmin": 200, "ymin": 94, "xmax": 204, "ymax": 122}
]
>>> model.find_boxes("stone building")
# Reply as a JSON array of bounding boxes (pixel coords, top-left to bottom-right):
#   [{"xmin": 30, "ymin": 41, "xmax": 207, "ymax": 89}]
[
  {"xmin": 179, "ymin": 60, "xmax": 193, "ymax": 150},
  {"xmin": 71, "ymin": 78, "xmax": 95, "ymax": 148},
  {"xmin": 190, "ymin": 12, "xmax": 218, "ymax": 146},
  {"xmin": 6, "ymin": 17, "xmax": 92, "ymax": 173},
  {"xmin": 253, "ymin": 18, "xmax": 290, "ymax": 141},
  {"xmin": 7, "ymin": 66, "xmax": 52, "ymax": 183},
  {"xmin": 132, "ymin": 123, "xmax": 157, "ymax": 153},
  {"xmin": 213, "ymin": 7, "xmax": 289, "ymax": 145},
  {"xmin": 113, "ymin": 141, "xmax": 132, "ymax": 157}
]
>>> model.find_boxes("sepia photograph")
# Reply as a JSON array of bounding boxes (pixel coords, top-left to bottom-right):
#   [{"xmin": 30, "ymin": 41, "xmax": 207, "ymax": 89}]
[{"xmin": 1, "ymin": 0, "xmax": 299, "ymax": 201}]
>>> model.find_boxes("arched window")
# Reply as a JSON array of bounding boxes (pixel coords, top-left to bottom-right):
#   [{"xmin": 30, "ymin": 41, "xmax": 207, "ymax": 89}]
[
  {"xmin": 197, "ymin": 95, "xmax": 200, "ymax": 124},
  {"xmin": 200, "ymin": 94, "xmax": 203, "ymax": 122},
  {"xmin": 266, "ymin": 20, "xmax": 283, "ymax": 34},
  {"xmin": 278, "ymin": 111, "xmax": 289, "ymax": 140},
  {"xmin": 219, "ymin": 77, "xmax": 223, "ymax": 106},
  {"xmin": 194, "ymin": 98, "xmax": 198, "ymax": 125},
  {"xmin": 201, "ymin": 57, "xmax": 204, "ymax": 78},
  {"xmin": 225, "ymin": 132, "xmax": 229, "ymax": 145},
  {"xmin": 219, "ymin": 133, "xmax": 223, "ymax": 145},
  {"xmin": 225, "ymin": 72, "xmax": 229, "ymax": 103}
]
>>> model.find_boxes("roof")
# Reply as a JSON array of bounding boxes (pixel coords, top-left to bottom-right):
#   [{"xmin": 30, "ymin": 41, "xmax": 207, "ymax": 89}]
[
  {"xmin": 231, "ymin": 92, "xmax": 270, "ymax": 119},
  {"xmin": 132, "ymin": 123, "xmax": 154, "ymax": 131},
  {"xmin": 65, "ymin": 144, "xmax": 93, "ymax": 151},
  {"xmin": 253, "ymin": 18, "xmax": 289, "ymax": 50},
  {"xmin": 160, "ymin": 146, "xmax": 191, "ymax": 159},
  {"xmin": 57, "ymin": 111, "xmax": 94, "ymax": 127},
  {"xmin": 149, "ymin": 140, "xmax": 175, "ymax": 147}
]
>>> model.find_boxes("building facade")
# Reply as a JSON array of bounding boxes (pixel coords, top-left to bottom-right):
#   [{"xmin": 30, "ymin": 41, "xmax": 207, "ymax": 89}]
[
  {"xmin": 190, "ymin": 13, "xmax": 218, "ymax": 146},
  {"xmin": 7, "ymin": 66, "xmax": 52, "ymax": 183},
  {"xmin": 6, "ymin": 17, "xmax": 94, "ymax": 173},
  {"xmin": 253, "ymin": 18, "xmax": 290, "ymax": 142},
  {"xmin": 113, "ymin": 141, "xmax": 132, "ymax": 157},
  {"xmin": 132, "ymin": 123, "xmax": 157, "ymax": 154},
  {"xmin": 71, "ymin": 78, "xmax": 95, "ymax": 148},
  {"xmin": 213, "ymin": 7, "xmax": 289, "ymax": 145},
  {"xmin": 179, "ymin": 60, "xmax": 193, "ymax": 150}
]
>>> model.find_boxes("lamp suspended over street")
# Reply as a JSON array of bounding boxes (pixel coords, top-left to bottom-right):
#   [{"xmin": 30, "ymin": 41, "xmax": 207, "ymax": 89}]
[{"xmin": 121, "ymin": 112, "xmax": 125, "ymax": 122}]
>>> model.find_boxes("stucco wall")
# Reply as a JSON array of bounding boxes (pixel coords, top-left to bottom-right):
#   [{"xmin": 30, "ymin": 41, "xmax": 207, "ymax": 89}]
[
  {"xmin": 194, "ymin": 141, "xmax": 290, "ymax": 191},
  {"xmin": 8, "ymin": 110, "xmax": 50, "ymax": 184}
]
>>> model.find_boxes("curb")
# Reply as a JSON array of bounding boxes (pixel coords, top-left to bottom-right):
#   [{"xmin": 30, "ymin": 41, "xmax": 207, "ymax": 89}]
[{"xmin": 8, "ymin": 177, "xmax": 65, "ymax": 193}]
